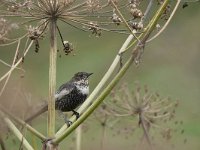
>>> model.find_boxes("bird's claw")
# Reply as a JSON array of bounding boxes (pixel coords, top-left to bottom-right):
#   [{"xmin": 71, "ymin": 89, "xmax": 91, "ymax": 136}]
[
  {"xmin": 72, "ymin": 110, "xmax": 80, "ymax": 120},
  {"xmin": 65, "ymin": 120, "xmax": 73, "ymax": 127}
]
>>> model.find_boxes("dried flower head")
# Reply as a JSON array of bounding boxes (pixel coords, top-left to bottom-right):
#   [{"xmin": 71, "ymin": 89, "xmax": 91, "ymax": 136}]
[
  {"xmin": 63, "ymin": 40, "xmax": 73, "ymax": 55},
  {"xmin": 26, "ymin": 25, "xmax": 45, "ymax": 41},
  {"xmin": 0, "ymin": 18, "xmax": 18, "ymax": 43},
  {"xmin": 103, "ymin": 82, "xmax": 179, "ymax": 143},
  {"xmin": 130, "ymin": 0, "xmax": 142, "ymax": 6},
  {"xmin": 130, "ymin": 7, "xmax": 143, "ymax": 18},
  {"xmin": 111, "ymin": 12, "xmax": 122, "ymax": 25},
  {"xmin": 0, "ymin": 0, "xmax": 143, "ymax": 52},
  {"xmin": 88, "ymin": 22, "xmax": 101, "ymax": 37},
  {"xmin": 129, "ymin": 21, "xmax": 143, "ymax": 30},
  {"xmin": 86, "ymin": 0, "xmax": 101, "ymax": 12}
]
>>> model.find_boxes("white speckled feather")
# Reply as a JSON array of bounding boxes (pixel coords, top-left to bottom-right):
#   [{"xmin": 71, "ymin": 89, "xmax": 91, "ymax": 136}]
[{"xmin": 76, "ymin": 84, "xmax": 89, "ymax": 95}]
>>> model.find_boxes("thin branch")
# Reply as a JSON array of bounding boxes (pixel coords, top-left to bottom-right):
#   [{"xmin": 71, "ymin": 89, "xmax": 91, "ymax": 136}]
[
  {"xmin": 0, "ymin": 59, "xmax": 25, "ymax": 72},
  {"xmin": 182, "ymin": 0, "xmax": 199, "ymax": 2},
  {"xmin": 112, "ymin": 0, "xmax": 154, "ymax": 54},
  {"xmin": 56, "ymin": 25, "xmax": 65, "ymax": 47},
  {"xmin": 55, "ymin": 32, "xmax": 135, "ymax": 137},
  {"xmin": 141, "ymin": 0, "xmax": 154, "ymax": 23},
  {"xmin": 5, "ymin": 118, "xmax": 34, "ymax": 150},
  {"xmin": 0, "ymin": 34, "xmax": 27, "ymax": 47},
  {"xmin": 100, "ymin": 124, "xmax": 106, "ymax": 150},
  {"xmin": 0, "ymin": 39, "xmax": 21, "ymax": 96},
  {"xmin": 19, "ymin": 125, "xmax": 26, "ymax": 150},
  {"xmin": 53, "ymin": 54, "xmax": 135, "ymax": 144},
  {"xmin": 53, "ymin": 0, "xmax": 170, "ymax": 143},
  {"xmin": 59, "ymin": 18, "xmax": 88, "ymax": 32},
  {"xmin": 0, "ymin": 135, "xmax": 6, "ymax": 150},
  {"xmin": 0, "ymin": 103, "xmax": 46, "ymax": 141},
  {"xmin": 19, "ymin": 17, "xmax": 48, "ymax": 25},
  {"xmin": 0, "ymin": 111, "xmax": 34, "ymax": 150},
  {"xmin": 147, "ymin": 0, "xmax": 181, "ymax": 42},
  {"xmin": 66, "ymin": 1, "xmax": 87, "ymax": 12},
  {"xmin": 69, "ymin": 18, "xmax": 130, "ymax": 35},
  {"xmin": 0, "ymin": 40, "xmax": 33, "ymax": 83},
  {"xmin": 139, "ymin": 114, "xmax": 152, "ymax": 149},
  {"xmin": 110, "ymin": 0, "xmax": 140, "ymax": 41}
]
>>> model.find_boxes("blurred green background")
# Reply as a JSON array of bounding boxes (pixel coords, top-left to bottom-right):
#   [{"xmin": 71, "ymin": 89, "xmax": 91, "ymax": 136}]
[{"xmin": 0, "ymin": 3, "xmax": 200, "ymax": 150}]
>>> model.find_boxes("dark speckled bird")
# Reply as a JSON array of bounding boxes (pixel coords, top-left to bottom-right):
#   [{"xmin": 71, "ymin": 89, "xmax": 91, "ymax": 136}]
[{"xmin": 25, "ymin": 72, "xmax": 93, "ymax": 126}]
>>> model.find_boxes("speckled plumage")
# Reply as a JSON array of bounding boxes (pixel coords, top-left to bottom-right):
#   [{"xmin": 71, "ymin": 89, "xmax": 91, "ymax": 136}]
[
  {"xmin": 25, "ymin": 72, "xmax": 92, "ymax": 123},
  {"xmin": 55, "ymin": 85, "xmax": 88, "ymax": 112}
]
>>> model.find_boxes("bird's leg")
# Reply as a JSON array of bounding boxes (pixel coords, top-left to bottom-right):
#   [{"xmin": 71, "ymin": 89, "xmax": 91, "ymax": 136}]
[
  {"xmin": 72, "ymin": 110, "xmax": 80, "ymax": 120},
  {"xmin": 58, "ymin": 111, "xmax": 72, "ymax": 127}
]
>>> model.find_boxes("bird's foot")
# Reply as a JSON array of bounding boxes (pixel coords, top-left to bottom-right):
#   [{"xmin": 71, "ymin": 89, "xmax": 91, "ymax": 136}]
[
  {"xmin": 65, "ymin": 120, "xmax": 73, "ymax": 127},
  {"xmin": 72, "ymin": 110, "xmax": 80, "ymax": 120},
  {"xmin": 58, "ymin": 111, "xmax": 73, "ymax": 127}
]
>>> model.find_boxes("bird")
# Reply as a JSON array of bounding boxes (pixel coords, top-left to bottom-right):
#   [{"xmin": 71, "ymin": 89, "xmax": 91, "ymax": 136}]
[{"xmin": 25, "ymin": 72, "xmax": 93, "ymax": 126}]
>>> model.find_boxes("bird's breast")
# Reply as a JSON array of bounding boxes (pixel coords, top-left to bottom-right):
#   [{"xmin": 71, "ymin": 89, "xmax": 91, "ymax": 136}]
[{"xmin": 75, "ymin": 84, "xmax": 89, "ymax": 95}]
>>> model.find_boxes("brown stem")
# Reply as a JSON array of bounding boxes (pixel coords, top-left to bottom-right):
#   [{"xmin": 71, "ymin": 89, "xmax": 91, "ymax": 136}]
[
  {"xmin": 48, "ymin": 18, "xmax": 57, "ymax": 137},
  {"xmin": 100, "ymin": 124, "xmax": 106, "ymax": 150},
  {"xmin": 139, "ymin": 113, "xmax": 152, "ymax": 150},
  {"xmin": 0, "ymin": 135, "xmax": 6, "ymax": 150}
]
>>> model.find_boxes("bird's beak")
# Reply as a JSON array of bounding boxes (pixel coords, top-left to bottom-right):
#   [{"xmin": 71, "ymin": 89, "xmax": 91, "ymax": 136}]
[{"xmin": 87, "ymin": 73, "xmax": 93, "ymax": 77}]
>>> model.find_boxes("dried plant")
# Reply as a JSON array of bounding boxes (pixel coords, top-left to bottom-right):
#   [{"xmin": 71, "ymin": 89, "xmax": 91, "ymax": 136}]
[
  {"xmin": 0, "ymin": 0, "xmax": 194, "ymax": 149},
  {"xmin": 93, "ymin": 104, "xmax": 120, "ymax": 150},
  {"xmin": 103, "ymin": 82, "xmax": 179, "ymax": 147},
  {"xmin": 0, "ymin": 0, "xmax": 147, "ymax": 49}
]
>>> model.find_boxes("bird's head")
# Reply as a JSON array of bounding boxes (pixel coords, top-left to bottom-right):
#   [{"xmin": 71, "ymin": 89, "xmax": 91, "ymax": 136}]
[{"xmin": 72, "ymin": 72, "xmax": 93, "ymax": 83}]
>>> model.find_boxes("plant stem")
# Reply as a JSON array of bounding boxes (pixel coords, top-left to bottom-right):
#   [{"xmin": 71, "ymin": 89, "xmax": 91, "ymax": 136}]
[
  {"xmin": 48, "ymin": 19, "xmax": 57, "ymax": 137},
  {"xmin": 5, "ymin": 118, "xmax": 34, "ymax": 150},
  {"xmin": 54, "ymin": 0, "xmax": 170, "ymax": 144},
  {"xmin": 55, "ymin": 29, "xmax": 136, "ymax": 137},
  {"xmin": 76, "ymin": 125, "xmax": 82, "ymax": 150},
  {"xmin": 0, "ymin": 40, "xmax": 33, "ymax": 83},
  {"xmin": 0, "ymin": 39, "xmax": 21, "ymax": 96},
  {"xmin": 52, "ymin": 54, "xmax": 134, "ymax": 144},
  {"xmin": 139, "ymin": 114, "xmax": 152, "ymax": 149},
  {"xmin": 31, "ymin": 134, "xmax": 38, "ymax": 150},
  {"xmin": 100, "ymin": 125, "xmax": 106, "ymax": 150},
  {"xmin": 0, "ymin": 111, "xmax": 34, "ymax": 150},
  {"xmin": 0, "ymin": 135, "xmax": 6, "ymax": 150},
  {"xmin": 147, "ymin": 0, "xmax": 181, "ymax": 42},
  {"xmin": 110, "ymin": 0, "xmax": 139, "ymax": 40},
  {"xmin": 0, "ymin": 105, "xmax": 46, "ymax": 141},
  {"xmin": 55, "ymin": 0, "xmax": 155, "ymax": 136}
]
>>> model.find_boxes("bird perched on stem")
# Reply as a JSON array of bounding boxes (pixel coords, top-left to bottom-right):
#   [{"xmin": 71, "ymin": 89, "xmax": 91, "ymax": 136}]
[{"xmin": 25, "ymin": 72, "xmax": 93, "ymax": 126}]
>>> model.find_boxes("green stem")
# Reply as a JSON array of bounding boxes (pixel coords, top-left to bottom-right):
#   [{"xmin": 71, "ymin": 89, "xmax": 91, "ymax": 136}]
[
  {"xmin": 0, "ymin": 134, "xmax": 6, "ymax": 150},
  {"xmin": 110, "ymin": 0, "xmax": 138, "ymax": 40},
  {"xmin": 0, "ymin": 105, "xmax": 46, "ymax": 141},
  {"xmin": 55, "ymin": 34, "xmax": 135, "ymax": 136},
  {"xmin": 76, "ymin": 125, "xmax": 82, "ymax": 150},
  {"xmin": 0, "ymin": 111, "xmax": 34, "ymax": 150},
  {"xmin": 5, "ymin": 118, "xmax": 34, "ymax": 150},
  {"xmin": 53, "ymin": 0, "xmax": 170, "ymax": 144},
  {"xmin": 48, "ymin": 19, "xmax": 57, "ymax": 137},
  {"xmin": 53, "ymin": 55, "xmax": 134, "ymax": 144},
  {"xmin": 56, "ymin": 0, "xmax": 168, "ymax": 137}
]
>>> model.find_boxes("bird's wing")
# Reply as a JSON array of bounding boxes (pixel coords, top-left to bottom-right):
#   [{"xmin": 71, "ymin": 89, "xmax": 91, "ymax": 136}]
[{"xmin": 55, "ymin": 82, "xmax": 75, "ymax": 100}]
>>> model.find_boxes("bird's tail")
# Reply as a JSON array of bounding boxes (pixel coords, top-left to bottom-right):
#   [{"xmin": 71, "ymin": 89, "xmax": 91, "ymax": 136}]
[{"xmin": 25, "ymin": 105, "xmax": 48, "ymax": 123}]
